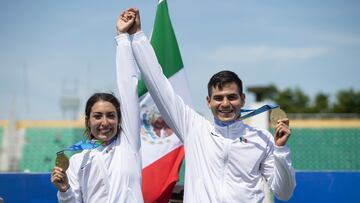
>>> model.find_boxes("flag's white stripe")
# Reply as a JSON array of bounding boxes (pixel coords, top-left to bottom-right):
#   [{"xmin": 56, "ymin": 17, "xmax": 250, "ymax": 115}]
[
  {"xmin": 169, "ymin": 68, "xmax": 193, "ymax": 108},
  {"xmin": 141, "ymin": 133, "xmax": 182, "ymax": 168},
  {"xmin": 141, "ymin": 68, "xmax": 191, "ymax": 168}
]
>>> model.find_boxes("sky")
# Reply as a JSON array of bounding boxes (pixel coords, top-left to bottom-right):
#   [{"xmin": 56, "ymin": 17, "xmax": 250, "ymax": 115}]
[{"xmin": 0, "ymin": 0, "xmax": 359, "ymax": 120}]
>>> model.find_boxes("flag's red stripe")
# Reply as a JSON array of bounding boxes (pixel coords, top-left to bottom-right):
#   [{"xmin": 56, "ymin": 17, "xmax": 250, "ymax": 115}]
[{"xmin": 142, "ymin": 146, "xmax": 184, "ymax": 203}]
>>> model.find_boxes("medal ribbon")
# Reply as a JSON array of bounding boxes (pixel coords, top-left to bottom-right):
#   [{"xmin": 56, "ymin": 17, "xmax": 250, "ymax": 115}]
[
  {"xmin": 214, "ymin": 104, "xmax": 279, "ymax": 126},
  {"xmin": 55, "ymin": 136, "xmax": 117, "ymax": 171},
  {"xmin": 58, "ymin": 139, "xmax": 103, "ymax": 153},
  {"xmin": 58, "ymin": 134, "xmax": 118, "ymax": 154},
  {"xmin": 240, "ymin": 104, "xmax": 279, "ymax": 120}
]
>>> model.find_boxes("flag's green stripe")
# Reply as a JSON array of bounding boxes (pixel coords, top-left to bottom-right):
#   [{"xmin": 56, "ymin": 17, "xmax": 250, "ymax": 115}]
[
  {"xmin": 151, "ymin": 0, "xmax": 183, "ymax": 75},
  {"xmin": 138, "ymin": 0, "xmax": 184, "ymax": 96}
]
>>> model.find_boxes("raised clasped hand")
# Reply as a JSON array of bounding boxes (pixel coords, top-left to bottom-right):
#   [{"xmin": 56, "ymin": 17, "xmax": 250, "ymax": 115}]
[{"xmin": 116, "ymin": 9, "xmax": 136, "ymax": 34}]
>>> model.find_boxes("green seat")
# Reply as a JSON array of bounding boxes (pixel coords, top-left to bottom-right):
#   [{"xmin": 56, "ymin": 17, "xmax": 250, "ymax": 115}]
[
  {"xmin": 19, "ymin": 128, "xmax": 84, "ymax": 172},
  {"xmin": 273, "ymin": 128, "xmax": 360, "ymax": 170}
]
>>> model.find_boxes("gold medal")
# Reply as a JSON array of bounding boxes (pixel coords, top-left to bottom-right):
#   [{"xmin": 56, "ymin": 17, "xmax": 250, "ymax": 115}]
[
  {"xmin": 55, "ymin": 151, "xmax": 69, "ymax": 171},
  {"xmin": 270, "ymin": 108, "xmax": 287, "ymax": 128}
]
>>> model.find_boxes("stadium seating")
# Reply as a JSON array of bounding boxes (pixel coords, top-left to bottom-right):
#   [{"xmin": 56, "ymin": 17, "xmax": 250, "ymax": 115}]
[
  {"xmin": 19, "ymin": 128, "xmax": 84, "ymax": 172},
  {"xmin": 14, "ymin": 125, "xmax": 360, "ymax": 172},
  {"xmin": 287, "ymin": 128, "xmax": 360, "ymax": 170}
]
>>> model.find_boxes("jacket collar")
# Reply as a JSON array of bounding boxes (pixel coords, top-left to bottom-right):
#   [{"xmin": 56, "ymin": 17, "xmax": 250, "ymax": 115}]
[{"xmin": 213, "ymin": 118, "xmax": 246, "ymax": 140}]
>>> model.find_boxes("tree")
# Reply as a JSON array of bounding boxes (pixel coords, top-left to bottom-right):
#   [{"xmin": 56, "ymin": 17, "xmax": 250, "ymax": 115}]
[
  {"xmin": 274, "ymin": 87, "xmax": 309, "ymax": 113},
  {"xmin": 309, "ymin": 92, "xmax": 330, "ymax": 113},
  {"xmin": 262, "ymin": 84, "xmax": 278, "ymax": 101},
  {"xmin": 264, "ymin": 85, "xmax": 359, "ymax": 114},
  {"xmin": 332, "ymin": 89, "xmax": 360, "ymax": 113}
]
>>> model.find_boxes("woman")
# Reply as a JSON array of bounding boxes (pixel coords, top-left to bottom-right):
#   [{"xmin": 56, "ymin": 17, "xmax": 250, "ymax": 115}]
[{"xmin": 51, "ymin": 10, "xmax": 143, "ymax": 203}]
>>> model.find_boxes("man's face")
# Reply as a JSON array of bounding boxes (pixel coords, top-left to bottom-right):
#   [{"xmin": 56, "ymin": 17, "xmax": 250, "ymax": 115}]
[{"xmin": 207, "ymin": 82, "xmax": 245, "ymax": 122}]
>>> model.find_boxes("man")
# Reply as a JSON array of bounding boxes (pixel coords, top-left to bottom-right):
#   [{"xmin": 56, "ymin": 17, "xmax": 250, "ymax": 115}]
[{"xmin": 127, "ymin": 8, "xmax": 296, "ymax": 203}]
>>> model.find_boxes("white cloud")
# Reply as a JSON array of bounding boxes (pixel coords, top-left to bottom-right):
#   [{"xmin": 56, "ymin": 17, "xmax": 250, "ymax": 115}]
[{"xmin": 210, "ymin": 45, "xmax": 329, "ymax": 63}]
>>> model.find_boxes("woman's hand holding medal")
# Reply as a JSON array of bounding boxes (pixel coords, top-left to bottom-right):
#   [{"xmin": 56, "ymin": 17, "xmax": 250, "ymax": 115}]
[{"xmin": 51, "ymin": 151, "xmax": 70, "ymax": 192}]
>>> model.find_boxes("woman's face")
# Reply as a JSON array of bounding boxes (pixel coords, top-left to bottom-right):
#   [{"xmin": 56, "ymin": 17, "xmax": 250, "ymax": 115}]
[{"xmin": 87, "ymin": 101, "xmax": 119, "ymax": 142}]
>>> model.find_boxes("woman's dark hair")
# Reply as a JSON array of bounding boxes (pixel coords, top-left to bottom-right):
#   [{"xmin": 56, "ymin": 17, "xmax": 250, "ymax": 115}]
[
  {"xmin": 84, "ymin": 92, "xmax": 121, "ymax": 139},
  {"xmin": 207, "ymin": 70, "xmax": 243, "ymax": 96}
]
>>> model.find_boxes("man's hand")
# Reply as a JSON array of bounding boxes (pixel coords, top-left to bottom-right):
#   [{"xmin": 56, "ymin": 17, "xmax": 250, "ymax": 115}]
[
  {"xmin": 274, "ymin": 118, "xmax": 291, "ymax": 146},
  {"xmin": 127, "ymin": 8, "xmax": 141, "ymax": 35},
  {"xmin": 116, "ymin": 10, "xmax": 136, "ymax": 34}
]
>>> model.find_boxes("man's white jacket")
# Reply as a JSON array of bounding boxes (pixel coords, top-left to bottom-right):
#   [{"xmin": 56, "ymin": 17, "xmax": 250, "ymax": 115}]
[{"xmin": 130, "ymin": 31, "xmax": 296, "ymax": 203}]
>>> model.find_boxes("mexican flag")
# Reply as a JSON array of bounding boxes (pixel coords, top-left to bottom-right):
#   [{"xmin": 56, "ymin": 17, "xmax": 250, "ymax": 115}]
[{"xmin": 139, "ymin": 0, "xmax": 192, "ymax": 202}]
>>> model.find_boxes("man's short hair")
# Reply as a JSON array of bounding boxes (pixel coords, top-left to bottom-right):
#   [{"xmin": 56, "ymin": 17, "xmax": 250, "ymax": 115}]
[{"xmin": 207, "ymin": 70, "xmax": 243, "ymax": 96}]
